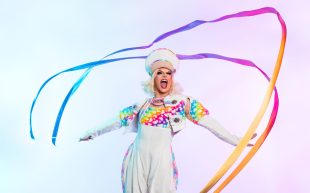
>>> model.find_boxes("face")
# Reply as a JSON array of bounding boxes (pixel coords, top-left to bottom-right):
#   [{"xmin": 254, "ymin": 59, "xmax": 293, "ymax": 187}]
[{"xmin": 154, "ymin": 66, "xmax": 174, "ymax": 96}]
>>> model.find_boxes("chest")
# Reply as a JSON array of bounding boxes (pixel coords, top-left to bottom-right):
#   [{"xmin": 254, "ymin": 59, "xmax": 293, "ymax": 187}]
[{"xmin": 139, "ymin": 100, "xmax": 186, "ymax": 128}]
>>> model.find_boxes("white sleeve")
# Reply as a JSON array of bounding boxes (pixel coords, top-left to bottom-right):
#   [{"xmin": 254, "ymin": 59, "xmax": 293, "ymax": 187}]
[
  {"xmin": 80, "ymin": 118, "xmax": 122, "ymax": 140},
  {"xmin": 80, "ymin": 101, "xmax": 142, "ymax": 140},
  {"xmin": 197, "ymin": 116, "xmax": 240, "ymax": 146},
  {"xmin": 185, "ymin": 96, "xmax": 240, "ymax": 146}
]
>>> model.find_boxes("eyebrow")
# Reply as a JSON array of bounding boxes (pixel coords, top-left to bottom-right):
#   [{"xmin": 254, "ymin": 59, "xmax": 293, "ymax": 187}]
[{"xmin": 158, "ymin": 69, "xmax": 172, "ymax": 73}]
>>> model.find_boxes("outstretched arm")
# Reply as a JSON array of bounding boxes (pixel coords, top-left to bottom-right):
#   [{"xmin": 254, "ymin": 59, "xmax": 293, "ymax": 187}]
[
  {"xmin": 185, "ymin": 97, "xmax": 245, "ymax": 146},
  {"xmin": 79, "ymin": 103, "xmax": 140, "ymax": 142},
  {"xmin": 79, "ymin": 119, "xmax": 122, "ymax": 141}
]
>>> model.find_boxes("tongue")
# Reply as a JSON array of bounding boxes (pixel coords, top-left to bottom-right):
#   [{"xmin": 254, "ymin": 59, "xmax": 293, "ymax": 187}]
[{"xmin": 160, "ymin": 82, "xmax": 167, "ymax": 89}]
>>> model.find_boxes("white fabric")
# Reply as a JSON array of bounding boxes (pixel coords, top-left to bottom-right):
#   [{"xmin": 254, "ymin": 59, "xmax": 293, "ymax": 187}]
[
  {"xmin": 81, "ymin": 118, "xmax": 122, "ymax": 139},
  {"xmin": 80, "ymin": 94, "xmax": 242, "ymax": 193},
  {"xmin": 145, "ymin": 48, "xmax": 179, "ymax": 76},
  {"xmin": 122, "ymin": 124, "xmax": 177, "ymax": 193},
  {"xmin": 197, "ymin": 116, "xmax": 241, "ymax": 146}
]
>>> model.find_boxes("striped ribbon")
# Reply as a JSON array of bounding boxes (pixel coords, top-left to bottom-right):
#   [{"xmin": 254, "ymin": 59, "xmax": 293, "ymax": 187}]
[{"xmin": 29, "ymin": 7, "xmax": 286, "ymax": 192}]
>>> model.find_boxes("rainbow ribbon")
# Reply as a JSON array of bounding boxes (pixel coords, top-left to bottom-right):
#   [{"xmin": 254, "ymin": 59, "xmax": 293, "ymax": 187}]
[{"xmin": 29, "ymin": 7, "xmax": 286, "ymax": 192}]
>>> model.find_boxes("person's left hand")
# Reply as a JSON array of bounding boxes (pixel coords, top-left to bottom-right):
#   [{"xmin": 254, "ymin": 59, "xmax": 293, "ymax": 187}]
[{"xmin": 247, "ymin": 133, "xmax": 257, "ymax": 146}]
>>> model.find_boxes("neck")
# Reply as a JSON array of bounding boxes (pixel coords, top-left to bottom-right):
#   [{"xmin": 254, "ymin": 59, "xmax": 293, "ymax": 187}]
[{"xmin": 154, "ymin": 92, "xmax": 170, "ymax": 98}]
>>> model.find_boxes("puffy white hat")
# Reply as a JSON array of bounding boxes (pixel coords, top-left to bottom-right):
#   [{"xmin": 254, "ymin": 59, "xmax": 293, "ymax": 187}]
[{"xmin": 145, "ymin": 48, "xmax": 179, "ymax": 76}]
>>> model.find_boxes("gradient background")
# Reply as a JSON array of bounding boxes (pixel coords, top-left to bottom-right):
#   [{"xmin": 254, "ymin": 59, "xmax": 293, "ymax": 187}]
[{"xmin": 1, "ymin": 0, "xmax": 309, "ymax": 192}]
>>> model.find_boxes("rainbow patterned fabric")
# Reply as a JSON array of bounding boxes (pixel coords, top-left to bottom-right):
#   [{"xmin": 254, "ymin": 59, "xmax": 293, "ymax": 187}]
[
  {"xmin": 189, "ymin": 99, "xmax": 209, "ymax": 124},
  {"xmin": 121, "ymin": 142, "xmax": 134, "ymax": 191},
  {"xmin": 140, "ymin": 101, "xmax": 186, "ymax": 128},
  {"xmin": 120, "ymin": 105, "xmax": 138, "ymax": 127},
  {"xmin": 170, "ymin": 145, "xmax": 178, "ymax": 190}
]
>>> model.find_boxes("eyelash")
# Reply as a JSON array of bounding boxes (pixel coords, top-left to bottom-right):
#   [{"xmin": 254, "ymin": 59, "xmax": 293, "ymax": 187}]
[{"xmin": 157, "ymin": 71, "xmax": 172, "ymax": 75}]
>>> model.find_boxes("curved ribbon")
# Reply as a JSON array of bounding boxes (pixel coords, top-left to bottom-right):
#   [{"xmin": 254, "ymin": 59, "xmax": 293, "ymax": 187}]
[
  {"xmin": 212, "ymin": 11, "xmax": 286, "ymax": 193},
  {"xmin": 29, "ymin": 6, "xmax": 286, "ymax": 192},
  {"xmin": 29, "ymin": 56, "xmax": 146, "ymax": 142}
]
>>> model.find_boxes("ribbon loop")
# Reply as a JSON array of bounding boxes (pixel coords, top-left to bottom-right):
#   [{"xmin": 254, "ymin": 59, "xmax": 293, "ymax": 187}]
[{"xmin": 29, "ymin": 7, "xmax": 286, "ymax": 192}]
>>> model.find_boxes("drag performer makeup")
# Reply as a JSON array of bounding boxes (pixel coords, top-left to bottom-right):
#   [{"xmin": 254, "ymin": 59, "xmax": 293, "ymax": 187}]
[{"xmin": 79, "ymin": 48, "xmax": 256, "ymax": 193}]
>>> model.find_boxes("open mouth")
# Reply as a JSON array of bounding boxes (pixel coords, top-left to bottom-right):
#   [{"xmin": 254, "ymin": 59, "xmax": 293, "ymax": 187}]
[{"xmin": 160, "ymin": 79, "xmax": 168, "ymax": 89}]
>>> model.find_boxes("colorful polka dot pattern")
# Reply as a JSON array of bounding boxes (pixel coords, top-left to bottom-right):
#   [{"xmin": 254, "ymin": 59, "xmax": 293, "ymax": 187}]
[
  {"xmin": 120, "ymin": 105, "xmax": 138, "ymax": 127},
  {"xmin": 140, "ymin": 101, "xmax": 186, "ymax": 128},
  {"xmin": 189, "ymin": 99, "xmax": 209, "ymax": 124},
  {"xmin": 121, "ymin": 143, "xmax": 133, "ymax": 192},
  {"xmin": 171, "ymin": 145, "xmax": 178, "ymax": 190}
]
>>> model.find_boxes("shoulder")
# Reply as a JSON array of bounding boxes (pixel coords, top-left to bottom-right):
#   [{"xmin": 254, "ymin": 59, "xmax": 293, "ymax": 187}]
[
  {"xmin": 164, "ymin": 94, "xmax": 188, "ymax": 105},
  {"xmin": 174, "ymin": 95, "xmax": 210, "ymax": 118},
  {"xmin": 120, "ymin": 98, "xmax": 149, "ymax": 113}
]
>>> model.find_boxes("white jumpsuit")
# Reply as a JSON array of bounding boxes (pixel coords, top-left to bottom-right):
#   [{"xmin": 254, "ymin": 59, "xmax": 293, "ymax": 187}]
[
  {"xmin": 121, "ymin": 124, "xmax": 177, "ymax": 193},
  {"xmin": 84, "ymin": 94, "xmax": 240, "ymax": 193}
]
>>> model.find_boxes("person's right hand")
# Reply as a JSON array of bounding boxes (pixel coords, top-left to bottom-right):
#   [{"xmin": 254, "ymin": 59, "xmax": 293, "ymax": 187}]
[{"xmin": 79, "ymin": 135, "xmax": 93, "ymax": 142}]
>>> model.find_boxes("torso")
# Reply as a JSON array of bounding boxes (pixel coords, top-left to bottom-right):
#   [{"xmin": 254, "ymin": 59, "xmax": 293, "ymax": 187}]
[{"xmin": 139, "ymin": 99, "xmax": 186, "ymax": 128}]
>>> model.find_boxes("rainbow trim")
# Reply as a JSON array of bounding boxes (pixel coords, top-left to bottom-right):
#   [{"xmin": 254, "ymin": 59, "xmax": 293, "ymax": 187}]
[
  {"xmin": 121, "ymin": 143, "xmax": 134, "ymax": 192},
  {"xmin": 171, "ymin": 145, "xmax": 179, "ymax": 190},
  {"xmin": 189, "ymin": 99, "xmax": 209, "ymax": 124},
  {"xmin": 120, "ymin": 105, "xmax": 137, "ymax": 127}
]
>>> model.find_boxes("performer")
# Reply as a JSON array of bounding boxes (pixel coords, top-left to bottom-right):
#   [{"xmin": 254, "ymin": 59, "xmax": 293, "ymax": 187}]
[{"xmin": 79, "ymin": 48, "xmax": 255, "ymax": 193}]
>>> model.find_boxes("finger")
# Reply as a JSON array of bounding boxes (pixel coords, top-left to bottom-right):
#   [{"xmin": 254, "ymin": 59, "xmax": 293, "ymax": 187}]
[
  {"xmin": 251, "ymin": 133, "xmax": 257, "ymax": 139},
  {"xmin": 80, "ymin": 136, "xmax": 93, "ymax": 141},
  {"xmin": 79, "ymin": 137, "xmax": 88, "ymax": 142}
]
